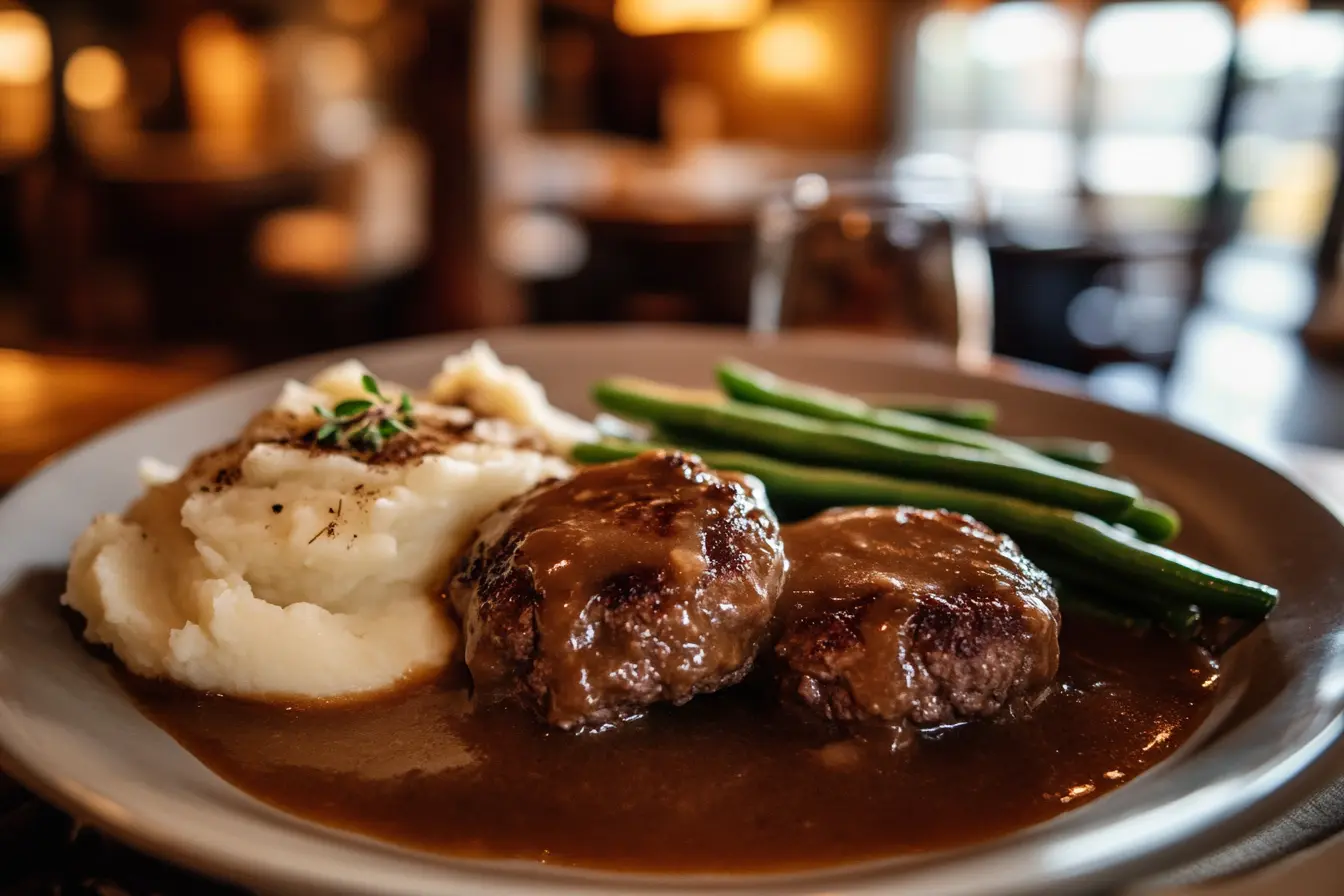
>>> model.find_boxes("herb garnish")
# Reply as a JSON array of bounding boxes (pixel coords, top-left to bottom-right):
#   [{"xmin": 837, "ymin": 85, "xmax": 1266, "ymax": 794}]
[{"xmin": 311, "ymin": 374, "xmax": 417, "ymax": 453}]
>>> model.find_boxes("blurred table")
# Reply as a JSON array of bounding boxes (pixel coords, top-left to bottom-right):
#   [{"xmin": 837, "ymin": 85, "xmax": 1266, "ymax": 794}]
[
  {"xmin": 0, "ymin": 348, "xmax": 233, "ymax": 488},
  {"xmin": 1159, "ymin": 827, "xmax": 1344, "ymax": 895}
]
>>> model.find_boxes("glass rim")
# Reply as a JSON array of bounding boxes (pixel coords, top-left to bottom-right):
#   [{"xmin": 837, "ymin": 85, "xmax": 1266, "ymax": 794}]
[{"xmin": 761, "ymin": 167, "xmax": 982, "ymax": 222}]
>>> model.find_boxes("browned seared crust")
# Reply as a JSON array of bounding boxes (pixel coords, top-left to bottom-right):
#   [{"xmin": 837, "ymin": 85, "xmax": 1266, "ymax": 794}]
[
  {"xmin": 776, "ymin": 507, "xmax": 1060, "ymax": 727},
  {"xmin": 451, "ymin": 451, "xmax": 787, "ymax": 729}
]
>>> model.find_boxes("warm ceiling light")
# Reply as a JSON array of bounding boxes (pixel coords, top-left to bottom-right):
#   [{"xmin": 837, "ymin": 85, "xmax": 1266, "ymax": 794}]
[
  {"xmin": 326, "ymin": 0, "xmax": 388, "ymax": 27},
  {"xmin": 63, "ymin": 46, "xmax": 127, "ymax": 111},
  {"xmin": 304, "ymin": 34, "xmax": 371, "ymax": 96},
  {"xmin": 615, "ymin": 0, "xmax": 769, "ymax": 37},
  {"xmin": 181, "ymin": 13, "xmax": 265, "ymax": 160},
  {"xmin": 254, "ymin": 208, "xmax": 353, "ymax": 280},
  {"xmin": 745, "ymin": 13, "xmax": 831, "ymax": 88},
  {"xmin": 0, "ymin": 9, "xmax": 51, "ymax": 85},
  {"xmin": 1237, "ymin": 0, "xmax": 1307, "ymax": 22}
]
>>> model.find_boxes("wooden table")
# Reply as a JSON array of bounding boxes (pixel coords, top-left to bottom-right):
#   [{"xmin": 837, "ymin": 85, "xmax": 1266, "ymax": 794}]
[{"xmin": 0, "ymin": 349, "xmax": 231, "ymax": 488}]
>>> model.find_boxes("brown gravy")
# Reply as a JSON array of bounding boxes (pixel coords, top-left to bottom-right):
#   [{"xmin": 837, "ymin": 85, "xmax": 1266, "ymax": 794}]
[{"xmin": 121, "ymin": 617, "xmax": 1218, "ymax": 872}]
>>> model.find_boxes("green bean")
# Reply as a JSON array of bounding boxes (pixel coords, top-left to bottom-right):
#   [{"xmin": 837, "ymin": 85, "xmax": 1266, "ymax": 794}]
[
  {"xmin": 1011, "ymin": 436, "xmax": 1113, "ymax": 472},
  {"xmin": 718, "ymin": 360, "xmax": 1038, "ymax": 458},
  {"xmin": 1053, "ymin": 582, "xmax": 1155, "ymax": 632},
  {"xmin": 1031, "ymin": 551, "xmax": 1201, "ymax": 638},
  {"xmin": 714, "ymin": 361, "xmax": 1188, "ymax": 542},
  {"xmin": 650, "ymin": 423, "xmax": 736, "ymax": 453},
  {"xmin": 570, "ymin": 440, "xmax": 1278, "ymax": 623},
  {"xmin": 657, "ymin": 420, "xmax": 1135, "ymax": 523},
  {"xmin": 728, "ymin": 362, "xmax": 1112, "ymax": 476},
  {"xmin": 1117, "ymin": 496, "xmax": 1182, "ymax": 543},
  {"xmin": 873, "ymin": 397, "xmax": 998, "ymax": 430},
  {"xmin": 593, "ymin": 377, "xmax": 1140, "ymax": 520}
]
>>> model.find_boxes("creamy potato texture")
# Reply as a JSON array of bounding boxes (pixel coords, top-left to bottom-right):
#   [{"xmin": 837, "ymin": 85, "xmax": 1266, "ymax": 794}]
[{"xmin": 63, "ymin": 344, "xmax": 590, "ymax": 700}]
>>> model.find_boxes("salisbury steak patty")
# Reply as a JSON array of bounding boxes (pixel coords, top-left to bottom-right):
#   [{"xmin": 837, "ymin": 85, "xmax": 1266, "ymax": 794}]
[
  {"xmin": 776, "ymin": 506, "xmax": 1059, "ymax": 727},
  {"xmin": 450, "ymin": 451, "xmax": 786, "ymax": 729}
]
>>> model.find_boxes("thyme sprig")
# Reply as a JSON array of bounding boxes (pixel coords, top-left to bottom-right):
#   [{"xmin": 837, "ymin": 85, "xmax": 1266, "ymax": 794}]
[{"xmin": 311, "ymin": 373, "xmax": 417, "ymax": 453}]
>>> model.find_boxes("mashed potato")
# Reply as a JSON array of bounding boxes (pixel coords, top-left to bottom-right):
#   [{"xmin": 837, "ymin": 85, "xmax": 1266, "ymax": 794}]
[
  {"xmin": 430, "ymin": 340, "xmax": 595, "ymax": 452},
  {"xmin": 63, "ymin": 344, "xmax": 590, "ymax": 700}
]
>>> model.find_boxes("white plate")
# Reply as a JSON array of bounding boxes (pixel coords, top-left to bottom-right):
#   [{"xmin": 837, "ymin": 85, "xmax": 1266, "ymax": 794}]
[{"xmin": 2, "ymin": 326, "xmax": 1343, "ymax": 896}]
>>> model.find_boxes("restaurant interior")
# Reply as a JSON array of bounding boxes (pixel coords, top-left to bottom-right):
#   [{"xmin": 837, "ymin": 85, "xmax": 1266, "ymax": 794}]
[
  {"xmin": 4, "ymin": 1, "xmax": 1344, "ymax": 891},
  {"xmin": 2, "ymin": 0, "xmax": 1344, "ymax": 485}
]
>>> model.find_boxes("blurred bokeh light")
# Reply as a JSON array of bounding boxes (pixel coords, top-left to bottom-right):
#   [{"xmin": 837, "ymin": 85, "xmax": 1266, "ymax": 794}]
[
  {"xmin": 615, "ymin": 0, "xmax": 768, "ymax": 37},
  {"xmin": 0, "ymin": 0, "xmax": 1342, "ymax": 473},
  {"xmin": 63, "ymin": 46, "xmax": 126, "ymax": 112}
]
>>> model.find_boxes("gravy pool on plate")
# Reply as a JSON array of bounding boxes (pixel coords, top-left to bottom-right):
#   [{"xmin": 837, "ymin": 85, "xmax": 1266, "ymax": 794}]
[{"xmin": 121, "ymin": 617, "xmax": 1216, "ymax": 871}]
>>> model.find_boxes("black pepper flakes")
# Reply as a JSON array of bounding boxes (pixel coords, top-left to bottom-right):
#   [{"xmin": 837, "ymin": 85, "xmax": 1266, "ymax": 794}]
[{"xmin": 272, "ymin": 504, "xmax": 284, "ymax": 514}]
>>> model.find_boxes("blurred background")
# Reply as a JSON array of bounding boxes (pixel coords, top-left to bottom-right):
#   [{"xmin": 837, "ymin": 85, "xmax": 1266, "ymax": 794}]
[{"xmin": 3, "ymin": 0, "xmax": 1344, "ymax": 484}]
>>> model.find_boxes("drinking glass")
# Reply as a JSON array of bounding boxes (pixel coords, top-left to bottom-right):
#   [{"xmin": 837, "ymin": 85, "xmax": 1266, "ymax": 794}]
[{"xmin": 748, "ymin": 158, "xmax": 994, "ymax": 371}]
